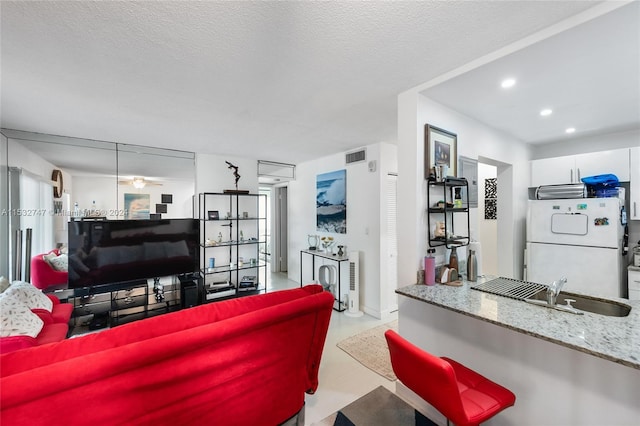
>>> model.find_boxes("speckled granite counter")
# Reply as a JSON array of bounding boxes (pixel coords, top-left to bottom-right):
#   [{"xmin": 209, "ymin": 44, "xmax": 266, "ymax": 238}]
[{"xmin": 397, "ymin": 278, "xmax": 639, "ymax": 370}]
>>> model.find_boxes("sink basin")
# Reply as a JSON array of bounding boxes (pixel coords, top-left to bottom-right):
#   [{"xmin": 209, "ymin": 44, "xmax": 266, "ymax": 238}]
[{"xmin": 526, "ymin": 291, "xmax": 631, "ymax": 317}]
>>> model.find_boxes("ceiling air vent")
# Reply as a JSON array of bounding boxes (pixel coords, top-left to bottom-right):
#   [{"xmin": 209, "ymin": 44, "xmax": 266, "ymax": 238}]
[{"xmin": 345, "ymin": 149, "xmax": 366, "ymax": 165}]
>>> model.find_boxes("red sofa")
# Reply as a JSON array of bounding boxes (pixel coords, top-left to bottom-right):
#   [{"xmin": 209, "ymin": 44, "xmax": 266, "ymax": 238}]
[
  {"xmin": 0, "ymin": 285, "xmax": 334, "ymax": 425},
  {"xmin": 30, "ymin": 249, "xmax": 68, "ymax": 290},
  {"xmin": 0, "ymin": 294, "xmax": 72, "ymax": 354}
]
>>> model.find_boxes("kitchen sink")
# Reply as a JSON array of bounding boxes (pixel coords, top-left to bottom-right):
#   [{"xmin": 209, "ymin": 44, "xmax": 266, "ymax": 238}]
[{"xmin": 526, "ymin": 291, "xmax": 631, "ymax": 317}]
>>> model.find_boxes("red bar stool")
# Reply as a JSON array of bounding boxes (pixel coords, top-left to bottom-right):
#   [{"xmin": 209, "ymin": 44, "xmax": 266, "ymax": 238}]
[{"xmin": 385, "ymin": 330, "xmax": 515, "ymax": 426}]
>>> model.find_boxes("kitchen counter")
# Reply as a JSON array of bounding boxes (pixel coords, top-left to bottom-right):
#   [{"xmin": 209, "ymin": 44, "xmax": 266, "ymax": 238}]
[
  {"xmin": 395, "ymin": 277, "xmax": 640, "ymax": 425},
  {"xmin": 397, "ymin": 277, "xmax": 639, "ymax": 369}
]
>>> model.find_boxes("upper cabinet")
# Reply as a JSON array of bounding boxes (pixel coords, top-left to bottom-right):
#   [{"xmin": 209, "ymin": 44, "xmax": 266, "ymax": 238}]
[
  {"xmin": 631, "ymin": 147, "xmax": 640, "ymax": 221},
  {"xmin": 530, "ymin": 156, "xmax": 575, "ymax": 187},
  {"xmin": 530, "ymin": 148, "xmax": 630, "ymax": 187}
]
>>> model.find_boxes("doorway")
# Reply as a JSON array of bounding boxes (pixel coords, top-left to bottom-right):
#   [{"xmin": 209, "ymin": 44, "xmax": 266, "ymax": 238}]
[
  {"xmin": 274, "ymin": 186, "xmax": 288, "ymax": 272},
  {"xmin": 477, "ymin": 162, "xmax": 498, "ymax": 276}
]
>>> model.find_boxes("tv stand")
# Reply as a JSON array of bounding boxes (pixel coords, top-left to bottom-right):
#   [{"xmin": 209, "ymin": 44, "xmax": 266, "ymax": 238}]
[{"xmin": 70, "ymin": 275, "xmax": 195, "ymax": 330}]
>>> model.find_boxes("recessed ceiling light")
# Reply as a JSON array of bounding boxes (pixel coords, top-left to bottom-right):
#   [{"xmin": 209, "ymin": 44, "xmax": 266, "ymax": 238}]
[
  {"xmin": 540, "ymin": 109, "xmax": 553, "ymax": 116},
  {"xmin": 501, "ymin": 78, "xmax": 516, "ymax": 88},
  {"xmin": 566, "ymin": 128, "xmax": 576, "ymax": 134}
]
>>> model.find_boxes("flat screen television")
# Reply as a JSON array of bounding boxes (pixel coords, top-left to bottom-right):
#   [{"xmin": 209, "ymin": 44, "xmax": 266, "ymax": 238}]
[{"xmin": 67, "ymin": 218, "xmax": 199, "ymax": 289}]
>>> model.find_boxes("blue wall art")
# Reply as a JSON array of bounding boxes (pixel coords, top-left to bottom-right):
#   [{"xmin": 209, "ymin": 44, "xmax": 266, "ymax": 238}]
[
  {"xmin": 124, "ymin": 193, "xmax": 150, "ymax": 220},
  {"xmin": 316, "ymin": 169, "xmax": 346, "ymax": 234}
]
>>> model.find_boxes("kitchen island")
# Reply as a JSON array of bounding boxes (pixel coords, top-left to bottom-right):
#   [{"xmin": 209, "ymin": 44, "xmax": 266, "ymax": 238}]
[{"xmin": 396, "ymin": 278, "xmax": 639, "ymax": 426}]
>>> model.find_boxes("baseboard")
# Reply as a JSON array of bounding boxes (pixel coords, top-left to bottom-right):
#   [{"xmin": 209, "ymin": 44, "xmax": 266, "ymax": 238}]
[{"xmin": 362, "ymin": 305, "xmax": 381, "ymax": 319}]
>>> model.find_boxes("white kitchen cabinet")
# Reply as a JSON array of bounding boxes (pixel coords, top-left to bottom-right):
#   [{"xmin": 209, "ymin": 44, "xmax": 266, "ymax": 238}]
[
  {"xmin": 631, "ymin": 147, "xmax": 640, "ymax": 220},
  {"xmin": 530, "ymin": 156, "xmax": 575, "ymax": 186},
  {"xmin": 530, "ymin": 148, "xmax": 630, "ymax": 187},
  {"xmin": 575, "ymin": 148, "xmax": 630, "ymax": 182},
  {"xmin": 628, "ymin": 267, "xmax": 640, "ymax": 300}
]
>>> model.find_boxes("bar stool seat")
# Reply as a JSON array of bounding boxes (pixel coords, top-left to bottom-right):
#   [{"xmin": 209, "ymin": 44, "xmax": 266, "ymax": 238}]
[{"xmin": 385, "ymin": 330, "xmax": 515, "ymax": 426}]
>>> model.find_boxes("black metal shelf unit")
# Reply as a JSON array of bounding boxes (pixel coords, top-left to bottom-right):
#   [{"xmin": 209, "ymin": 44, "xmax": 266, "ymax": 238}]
[
  {"xmin": 199, "ymin": 192, "xmax": 268, "ymax": 302},
  {"xmin": 427, "ymin": 177, "xmax": 471, "ymax": 248},
  {"xmin": 70, "ymin": 278, "xmax": 182, "ymax": 329}
]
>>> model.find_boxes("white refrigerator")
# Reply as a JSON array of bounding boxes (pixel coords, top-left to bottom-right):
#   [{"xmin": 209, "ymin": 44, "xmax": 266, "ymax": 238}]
[{"xmin": 525, "ymin": 198, "xmax": 626, "ymax": 298}]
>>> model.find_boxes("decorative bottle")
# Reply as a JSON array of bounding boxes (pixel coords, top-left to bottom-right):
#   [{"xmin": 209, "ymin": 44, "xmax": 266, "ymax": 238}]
[
  {"xmin": 449, "ymin": 246, "xmax": 458, "ymax": 272},
  {"xmin": 467, "ymin": 250, "xmax": 478, "ymax": 282},
  {"xmin": 425, "ymin": 249, "xmax": 436, "ymax": 286}
]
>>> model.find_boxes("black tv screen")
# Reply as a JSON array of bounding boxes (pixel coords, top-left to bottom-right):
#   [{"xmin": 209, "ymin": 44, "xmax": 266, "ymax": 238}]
[{"xmin": 67, "ymin": 218, "xmax": 199, "ymax": 289}]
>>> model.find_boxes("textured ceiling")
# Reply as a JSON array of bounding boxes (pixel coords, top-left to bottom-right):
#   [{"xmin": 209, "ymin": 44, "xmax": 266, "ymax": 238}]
[{"xmin": 1, "ymin": 1, "xmax": 603, "ymax": 164}]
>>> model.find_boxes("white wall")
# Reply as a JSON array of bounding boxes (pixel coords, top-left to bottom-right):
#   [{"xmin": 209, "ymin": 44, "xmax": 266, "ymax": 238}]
[
  {"xmin": 195, "ymin": 154, "xmax": 258, "ymax": 195},
  {"xmin": 397, "ymin": 92, "xmax": 531, "ymax": 288},
  {"xmin": 287, "ymin": 142, "xmax": 397, "ymax": 318},
  {"xmin": 7, "ymin": 139, "xmax": 56, "ymax": 181},
  {"xmin": 72, "ymin": 177, "xmax": 118, "ymax": 218}
]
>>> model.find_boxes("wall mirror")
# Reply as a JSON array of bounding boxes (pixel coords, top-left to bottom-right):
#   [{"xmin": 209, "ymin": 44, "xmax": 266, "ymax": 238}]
[{"xmin": 1, "ymin": 129, "xmax": 195, "ymax": 279}]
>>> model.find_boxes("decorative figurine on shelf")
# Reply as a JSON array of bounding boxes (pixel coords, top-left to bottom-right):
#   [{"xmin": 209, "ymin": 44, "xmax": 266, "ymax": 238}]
[
  {"xmin": 434, "ymin": 221, "xmax": 446, "ymax": 238},
  {"xmin": 217, "ymin": 232, "xmax": 223, "ymax": 243},
  {"xmin": 308, "ymin": 234, "xmax": 319, "ymax": 250},
  {"xmin": 240, "ymin": 230, "xmax": 244, "ymax": 242},
  {"xmin": 320, "ymin": 236, "xmax": 335, "ymax": 253},
  {"xmin": 224, "ymin": 161, "xmax": 249, "ymax": 194},
  {"xmin": 226, "ymin": 161, "xmax": 240, "ymax": 190},
  {"xmin": 337, "ymin": 245, "xmax": 344, "ymax": 257}
]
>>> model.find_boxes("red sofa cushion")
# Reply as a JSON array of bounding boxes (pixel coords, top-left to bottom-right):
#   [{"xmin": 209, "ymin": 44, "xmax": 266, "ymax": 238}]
[
  {"xmin": 0, "ymin": 336, "xmax": 37, "ymax": 354},
  {"xmin": 1, "ymin": 285, "xmax": 333, "ymax": 425},
  {"xmin": 34, "ymin": 323, "xmax": 68, "ymax": 346},
  {"xmin": 50, "ymin": 303, "xmax": 73, "ymax": 324}
]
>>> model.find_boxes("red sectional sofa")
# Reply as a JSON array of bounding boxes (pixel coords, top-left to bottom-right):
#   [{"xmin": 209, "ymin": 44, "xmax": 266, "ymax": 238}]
[
  {"xmin": 1, "ymin": 285, "xmax": 334, "ymax": 426},
  {"xmin": 0, "ymin": 294, "xmax": 72, "ymax": 354}
]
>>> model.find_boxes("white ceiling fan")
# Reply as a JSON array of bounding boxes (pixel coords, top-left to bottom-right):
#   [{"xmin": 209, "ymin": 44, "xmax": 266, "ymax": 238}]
[{"xmin": 118, "ymin": 176, "xmax": 162, "ymax": 189}]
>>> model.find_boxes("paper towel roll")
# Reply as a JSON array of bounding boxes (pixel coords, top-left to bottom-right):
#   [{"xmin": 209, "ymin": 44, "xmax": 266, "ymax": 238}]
[{"xmin": 468, "ymin": 241, "xmax": 483, "ymax": 277}]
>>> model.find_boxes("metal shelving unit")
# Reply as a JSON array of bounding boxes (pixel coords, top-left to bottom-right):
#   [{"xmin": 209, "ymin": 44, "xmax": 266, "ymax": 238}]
[
  {"xmin": 427, "ymin": 177, "xmax": 471, "ymax": 248},
  {"xmin": 199, "ymin": 192, "xmax": 268, "ymax": 302}
]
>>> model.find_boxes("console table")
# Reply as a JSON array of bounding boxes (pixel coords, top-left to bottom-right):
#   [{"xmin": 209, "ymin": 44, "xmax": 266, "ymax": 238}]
[{"xmin": 300, "ymin": 249, "xmax": 349, "ymax": 311}]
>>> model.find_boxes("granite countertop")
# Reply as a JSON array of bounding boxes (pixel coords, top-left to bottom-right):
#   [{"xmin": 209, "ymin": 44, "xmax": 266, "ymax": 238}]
[{"xmin": 396, "ymin": 277, "xmax": 640, "ymax": 370}]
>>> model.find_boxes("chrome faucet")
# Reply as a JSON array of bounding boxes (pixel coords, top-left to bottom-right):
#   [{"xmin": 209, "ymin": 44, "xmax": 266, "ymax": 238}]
[{"xmin": 546, "ymin": 278, "xmax": 567, "ymax": 305}]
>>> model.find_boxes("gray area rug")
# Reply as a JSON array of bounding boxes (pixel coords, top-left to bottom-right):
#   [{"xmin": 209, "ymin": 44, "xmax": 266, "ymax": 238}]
[
  {"xmin": 312, "ymin": 386, "xmax": 437, "ymax": 426},
  {"xmin": 336, "ymin": 320, "xmax": 398, "ymax": 381}
]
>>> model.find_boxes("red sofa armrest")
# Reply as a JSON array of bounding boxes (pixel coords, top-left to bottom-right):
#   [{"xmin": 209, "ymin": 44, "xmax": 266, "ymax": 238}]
[
  {"xmin": 45, "ymin": 294, "xmax": 60, "ymax": 306},
  {"xmin": 31, "ymin": 309, "xmax": 54, "ymax": 325}
]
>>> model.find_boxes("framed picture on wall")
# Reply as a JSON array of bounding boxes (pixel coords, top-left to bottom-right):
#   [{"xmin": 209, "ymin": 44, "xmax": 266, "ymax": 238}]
[
  {"xmin": 124, "ymin": 193, "xmax": 150, "ymax": 220},
  {"xmin": 424, "ymin": 124, "xmax": 457, "ymax": 180}
]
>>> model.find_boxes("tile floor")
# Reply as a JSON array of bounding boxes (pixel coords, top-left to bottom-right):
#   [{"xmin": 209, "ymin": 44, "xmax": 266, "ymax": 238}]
[{"xmin": 269, "ymin": 271, "xmax": 399, "ymax": 425}]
